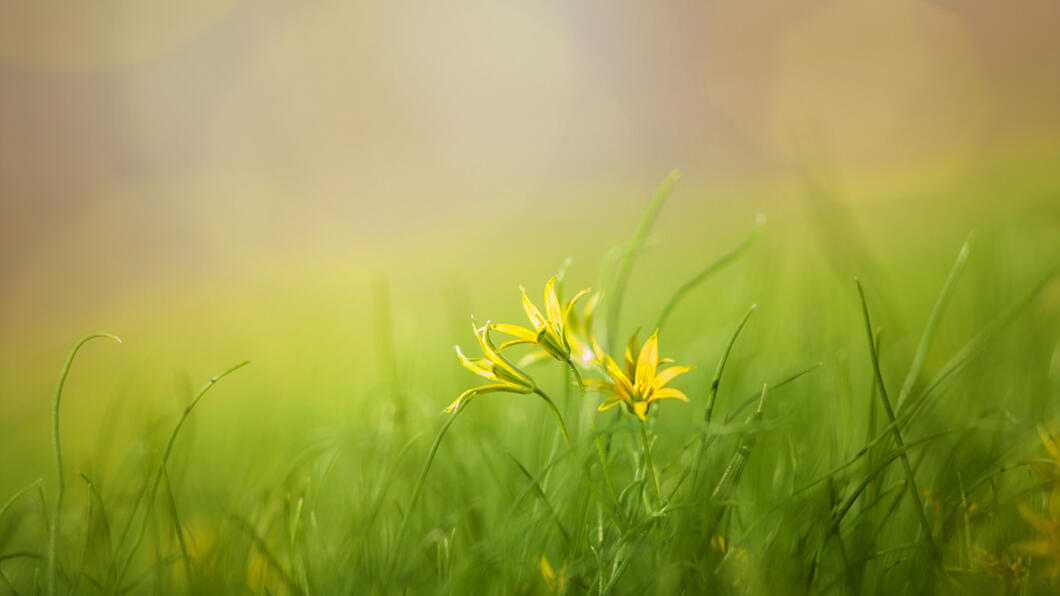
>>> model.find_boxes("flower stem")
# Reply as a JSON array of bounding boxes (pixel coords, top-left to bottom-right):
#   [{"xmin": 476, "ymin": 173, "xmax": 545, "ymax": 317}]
[{"xmin": 640, "ymin": 422, "xmax": 662, "ymax": 509}]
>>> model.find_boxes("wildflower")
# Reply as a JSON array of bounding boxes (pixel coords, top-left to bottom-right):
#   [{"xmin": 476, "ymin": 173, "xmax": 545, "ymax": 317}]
[
  {"xmin": 447, "ymin": 318, "xmax": 536, "ymax": 413},
  {"xmin": 493, "ymin": 276, "xmax": 589, "ymax": 364},
  {"xmin": 584, "ymin": 329, "xmax": 691, "ymax": 420}
]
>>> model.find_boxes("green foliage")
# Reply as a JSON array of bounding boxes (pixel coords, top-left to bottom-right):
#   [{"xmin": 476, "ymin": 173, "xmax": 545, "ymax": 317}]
[{"xmin": 1, "ymin": 176, "xmax": 1058, "ymax": 594}]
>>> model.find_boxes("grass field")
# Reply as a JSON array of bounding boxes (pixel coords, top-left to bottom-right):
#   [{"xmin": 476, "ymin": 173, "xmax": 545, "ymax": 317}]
[{"xmin": 2, "ymin": 168, "xmax": 1059, "ymax": 594}]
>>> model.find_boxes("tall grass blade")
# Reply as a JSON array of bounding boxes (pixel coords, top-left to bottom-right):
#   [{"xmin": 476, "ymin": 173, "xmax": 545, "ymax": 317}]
[
  {"xmin": 895, "ymin": 232, "xmax": 973, "ymax": 412},
  {"xmin": 854, "ymin": 279, "xmax": 940, "ymax": 561},
  {"xmin": 47, "ymin": 333, "xmax": 121, "ymax": 596}
]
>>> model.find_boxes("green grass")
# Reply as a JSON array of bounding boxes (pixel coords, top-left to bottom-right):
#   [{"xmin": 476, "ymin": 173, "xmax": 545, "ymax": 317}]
[{"xmin": 1, "ymin": 173, "xmax": 1059, "ymax": 594}]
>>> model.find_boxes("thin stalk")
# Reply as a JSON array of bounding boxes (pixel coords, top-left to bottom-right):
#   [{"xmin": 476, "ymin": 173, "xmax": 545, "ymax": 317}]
[
  {"xmin": 114, "ymin": 360, "xmax": 250, "ymax": 588},
  {"xmin": 535, "ymin": 389, "xmax": 572, "ymax": 444},
  {"xmin": 855, "ymin": 279, "xmax": 940, "ymax": 561},
  {"xmin": 48, "ymin": 333, "xmax": 121, "ymax": 596},
  {"xmin": 656, "ymin": 214, "xmax": 765, "ymax": 330},
  {"xmin": 639, "ymin": 424, "xmax": 662, "ymax": 509}
]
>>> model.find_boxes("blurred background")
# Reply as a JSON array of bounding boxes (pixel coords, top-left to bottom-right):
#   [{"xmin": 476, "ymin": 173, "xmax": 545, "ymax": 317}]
[{"xmin": 2, "ymin": 0, "xmax": 1059, "ymax": 492}]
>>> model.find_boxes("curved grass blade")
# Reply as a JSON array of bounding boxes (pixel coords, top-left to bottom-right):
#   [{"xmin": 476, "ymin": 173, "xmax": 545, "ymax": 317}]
[
  {"xmin": 0, "ymin": 478, "xmax": 42, "ymax": 524},
  {"xmin": 114, "ymin": 360, "xmax": 251, "ymax": 588},
  {"xmin": 47, "ymin": 333, "xmax": 121, "ymax": 596},
  {"xmin": 703, "ymin": 304, "xmax": 756, "ymax": 427},
  {"xmin": 656, "ymin": 214, "xmax": 765, "ymax": 330}
]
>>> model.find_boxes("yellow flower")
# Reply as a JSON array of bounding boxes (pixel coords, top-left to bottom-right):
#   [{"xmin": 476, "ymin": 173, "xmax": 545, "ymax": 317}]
[
  {"xmin": 584, "ymin": 329, "xmax": 691, "ymax": 420},
  {"xmin": 447, "ymin": 318, "xmax": 536, "ymax": 413},
  {"xmin": 493, "ymin": 276, "xmax": 589, "ymax": 364}
]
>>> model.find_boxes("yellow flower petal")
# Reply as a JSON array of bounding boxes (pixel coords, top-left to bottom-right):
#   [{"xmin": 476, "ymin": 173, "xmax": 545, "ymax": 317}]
[
  {"xmin": 493, "ymin": 323, "xmax": 538, "ymax": 343},
  {"xmin": 602, "ymin": 354, "xmax": 634, "ymax": 398},
  {"xmin": 544, "ymin": 276, "xmax": 563, "ymax": 328},
  {"xmin": 648, "ymin": 387, "xmax": 689, "ymax": 402},
  {"xmin": 582, "ymin": 379, "xmax": 614, "ymax": 391},
  {"xmin": 498, "ymin": 339, "xmax": 534, "ymax": 350},
  {"xmin": 654, "ymin": 365, "xmax": 692, "ymax": 389},
  {"xmin": 624, "ymin": 331, "xmax": 640, "ymax": 379},
  {"xmin": 562, "ymin": 289, "xmax": 590, "ymax": 328},
  {"xmin": 597, "ymin": 395, "xmax": 625, "ymax": 411},
  {"xmin": 634, "ymin": 330, "xmax": 660, "ymax": 393},
  {"xmin": 455, "ymin": 346, "xmax": 494, "ymax": 379},
  {"xmin": 445, "ymin": 384, "xmax": 509, "ymax": 412},
  {"xmin": 521, "ymin": 286, "xmax": 547, "ymax": 329}
]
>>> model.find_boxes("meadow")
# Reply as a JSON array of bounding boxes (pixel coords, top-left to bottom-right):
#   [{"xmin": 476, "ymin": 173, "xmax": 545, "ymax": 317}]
[{"xmin": 1, "ymin": 169, "xmax": 1059, "ymax": 595}]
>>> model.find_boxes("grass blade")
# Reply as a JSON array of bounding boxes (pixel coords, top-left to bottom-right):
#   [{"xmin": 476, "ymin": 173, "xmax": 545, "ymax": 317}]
[
  {"xmin": 690, "ymin": 304, "xmax": 756, "ymax": 493},
  {"xmin": 895, "ymin": 232, "xmax": 973, "ymax": 412},
  {"xmin": 47, "ymin": 333, "xmax": 121, "ymax": 596},
  {"xmin": 114, "ymin": 360, "xmax": 251, "ymax": 588},
  {"xmin": 0, "ymin": 479, "xmax": 43, "ymax": 524},
  {"xmin": 656, "ymin": 214, "xmax": 765, "ymax": 330},
  {"xmin": 854, "ymin": 279, "xmax": 940, "ymax": 561}
]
